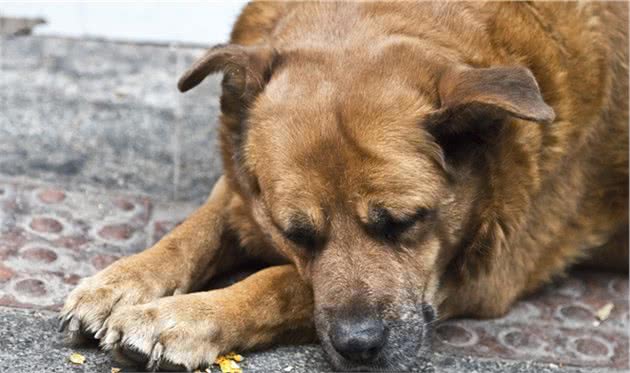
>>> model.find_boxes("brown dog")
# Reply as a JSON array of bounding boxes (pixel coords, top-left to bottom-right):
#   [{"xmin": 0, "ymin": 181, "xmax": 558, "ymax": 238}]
[{"xmin": 60, "ymin": 2, "xmax": 628, "ymax": 371}]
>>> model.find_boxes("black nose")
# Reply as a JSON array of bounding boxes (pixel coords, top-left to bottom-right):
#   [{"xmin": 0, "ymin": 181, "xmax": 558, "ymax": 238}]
[{"xmin": 330, "ymin": 316, "xmax": 387, "ymax": 363}]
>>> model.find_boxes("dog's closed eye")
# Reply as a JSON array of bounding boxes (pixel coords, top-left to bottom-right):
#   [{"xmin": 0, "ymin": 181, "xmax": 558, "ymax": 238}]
[
  {"xmin": 366, "ymin": 205, "xmax": 436, "ymax": 242},
  {"xmin": 285, "ymin": 223, "xmax": 318, "ymax": 249},
  {"xmin": 283, "ymin": 215, "xmax": 321, "ymax": 249}
]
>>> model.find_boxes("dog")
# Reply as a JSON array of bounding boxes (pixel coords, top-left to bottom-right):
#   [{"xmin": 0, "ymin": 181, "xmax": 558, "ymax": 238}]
[{"xmin": 60, "ymin": 2, "xmax": 628, "ymax": 371}]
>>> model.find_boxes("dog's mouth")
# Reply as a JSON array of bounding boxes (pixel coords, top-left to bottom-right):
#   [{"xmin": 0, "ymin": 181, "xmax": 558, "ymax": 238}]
[{"xmin": 315, "ymin": 303, "xmax": 436, "ymax": 372}]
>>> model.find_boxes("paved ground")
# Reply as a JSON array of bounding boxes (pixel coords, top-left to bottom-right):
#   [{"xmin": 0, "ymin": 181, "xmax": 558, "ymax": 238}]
[{"xmin": 0, "ymin": 34, "xmax": 627, "ymax": 372}]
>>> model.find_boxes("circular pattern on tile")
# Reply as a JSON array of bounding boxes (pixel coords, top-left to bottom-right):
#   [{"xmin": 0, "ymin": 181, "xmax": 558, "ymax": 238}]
[
  {"xmin": 506, "ymin": 301, "xmax": 541, "ymax": 320},
  {"xmin": 21, "ymin": 247, "xmax": 58, "ymax": 263},
  {"xmin": 98, "ymin": 223, "xmax": 134, "ymax": 241},
  {"xmin": 91, "ymin": 254, "xmax": 119, "ymax": 270},
  {"xmin": 499, "ymin": 328, "xmax": 546, "ymax": 352},
  {"xmin": 435, "ymin": 324, "xmax": 477, "ymax": 347},
  {"xmin": 14, "ymin": 278, "xmax": 47, "ymax": 297},
  {"xmin": 113, "ymin": 198, "xmax": 135, "ymax": 211},
  {"xmin": 556, "ymin": 278, "xmax": 586, "ymax": 298},
  {"xmin": 0, "ymin": 264, "xmax": 15, "ymax": 282},
  {"xmin": 559, "ymin": 304, "xmax": 593, "ymax": 321},
  {"xmin": 569, "ymin": 336, "xmax": 613, "ymax": 360},
  {"xmin": 37, "ymin": 189, "xmax": 66, "ymax": 204},
  {"xmin": 608, "ymin": 278, "xmax": 628, "ymax": 299},
  {"xmin": 30, "ymin": 217, "xmax": 63, "ymax": 233},
  {"xmin": 63, "ymin": 274, "xmax": 82, "ymax": 285}
]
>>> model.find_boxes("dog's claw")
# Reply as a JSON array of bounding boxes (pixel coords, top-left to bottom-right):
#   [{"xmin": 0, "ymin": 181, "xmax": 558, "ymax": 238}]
[
  {"xmin": 101, "ymin": 330, "xmax": 121, "ymax": 351},
  {"xmin": 147, "ymin": 342, "xmax": 164, "ymax": 372},
  {"xmin": 57, "ymin": 313, "xmax": 72, "ymax": 332},
  {"xmin": 64, "ymin": 316, "xmax": 82, "ymax": 340},
  {"xmin": 68, "ymin": 317, "xmax": 81, "ymax": 332},
  {"xmin": 94, "ymin": 325, "xmax": 107, "ymax": 339}
]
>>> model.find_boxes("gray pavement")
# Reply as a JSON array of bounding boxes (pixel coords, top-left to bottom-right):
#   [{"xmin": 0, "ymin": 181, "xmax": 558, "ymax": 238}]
[{"xmin": 0, "ymin": 35, "xmax": 222, "ymax": 204}]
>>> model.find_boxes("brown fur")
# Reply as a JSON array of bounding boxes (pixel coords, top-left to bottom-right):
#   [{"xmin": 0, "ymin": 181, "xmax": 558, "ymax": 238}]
[{"xmin": 61, "ymin": 2, "xmax": 628, "ymax": 371}]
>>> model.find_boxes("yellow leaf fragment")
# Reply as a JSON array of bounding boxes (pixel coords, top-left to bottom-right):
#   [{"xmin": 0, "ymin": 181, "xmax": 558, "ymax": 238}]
[
  {"xmin": 215, "ymin": 356, "xmax": 227, "ymax": 364},
  {"xmin": 596, "ymin": 303, "xmax": 614, "ymax": 321},
  {"xmin": 69, "ymin": 352, "xmax": 86, "ymax": 365},
  {"xmin": 225, "ymin": 352, "xmax": 244, "ymax": 362},
  {"xmin": 219, "ymin": 359, "xmax": 242, "ymax": 373},
  {"xmin": 111, "ymin": 368, "xmax": 121, "ymax": 373},
  {"xmin": 215, "ymin": 353, "xmax": 243, "ymax": 373}
]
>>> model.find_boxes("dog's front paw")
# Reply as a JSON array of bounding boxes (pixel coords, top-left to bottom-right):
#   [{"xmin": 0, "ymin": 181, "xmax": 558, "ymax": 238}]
[
  {"xmin": 59, "ymin": 257, "xmax": 171, "ymax": 344},
  {"xmin": 101, "ymin": 293, "xmax": 231, "ymax": 371}
]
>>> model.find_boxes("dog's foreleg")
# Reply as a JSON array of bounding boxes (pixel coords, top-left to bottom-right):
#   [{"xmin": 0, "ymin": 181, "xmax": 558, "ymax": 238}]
[
  {"xmin": 60, "ymin": 176, "xmax": 243, "ymax": 341},
  {"xmin": 102, "ymin": 264, "xmax": 315, "ymax": 370}
]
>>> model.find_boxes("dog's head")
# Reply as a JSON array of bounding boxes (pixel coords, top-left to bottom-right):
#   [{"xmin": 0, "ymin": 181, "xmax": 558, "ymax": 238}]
[{"xmin": 179, "ymin": 43, "xmax": 553, "ymax": 371}]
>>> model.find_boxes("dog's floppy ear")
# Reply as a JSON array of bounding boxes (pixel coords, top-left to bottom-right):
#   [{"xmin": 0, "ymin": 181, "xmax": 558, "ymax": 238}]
[
  {"xmin": 178, "ymin": 44, "xmax": 275, "ymax": 113},
  {"xmin": 432, "ymin": 67, "xmax": 554, "ymax": 278},
  {"xmin": 178, "ymin": 44, "xmax": 275, "ymax": 197},
  {"xmin": 427, "ymin": 66, "xmax": 555, "ymax": 136}
]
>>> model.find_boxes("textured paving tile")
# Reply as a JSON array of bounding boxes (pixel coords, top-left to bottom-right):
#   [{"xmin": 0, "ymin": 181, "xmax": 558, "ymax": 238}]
[
  {"xmin": 0, "ymin": 178, "xmax": 154, "ymax": 311},
  {"xmin": 433, "ymin": 272, "xmax": 629, "ymax": 369}
]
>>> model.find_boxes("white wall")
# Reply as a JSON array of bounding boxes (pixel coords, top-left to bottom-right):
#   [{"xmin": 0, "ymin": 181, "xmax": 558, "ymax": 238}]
[{"xmin": 0, "ymin": 1, "xmax": 249, "ymax": 45}]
